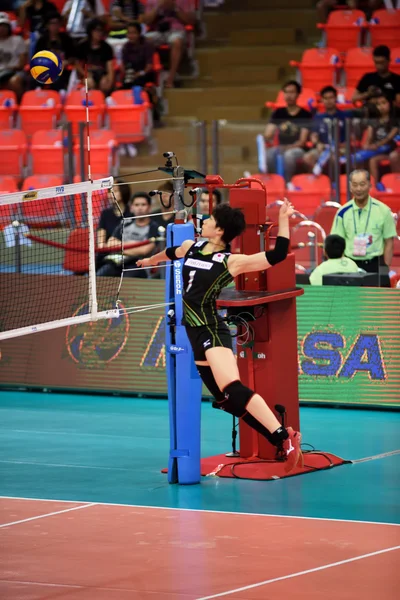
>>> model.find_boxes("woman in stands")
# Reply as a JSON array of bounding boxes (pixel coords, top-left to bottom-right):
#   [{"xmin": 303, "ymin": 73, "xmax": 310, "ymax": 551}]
[{"xmin": 138, "ymin": 199, "xmax": 303, "ymax": 473}]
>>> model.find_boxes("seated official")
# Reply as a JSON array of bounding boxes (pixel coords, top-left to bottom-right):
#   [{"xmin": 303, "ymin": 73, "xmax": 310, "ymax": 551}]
[{"xmin": 309, "ymin": 234, "xmax": 360, "ymax": 286}]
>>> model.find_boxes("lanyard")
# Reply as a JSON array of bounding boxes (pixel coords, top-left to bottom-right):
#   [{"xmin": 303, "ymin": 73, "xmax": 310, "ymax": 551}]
[{"xmin": 352, "ymin": 199, "xmax": 372, "ymax": 235}]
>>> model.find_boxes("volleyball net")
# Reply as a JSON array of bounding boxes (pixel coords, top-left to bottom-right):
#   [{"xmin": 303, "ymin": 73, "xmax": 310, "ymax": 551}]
[{"xmin": 0, "ymin": 178, "xmax": 121, "ymax": 341}]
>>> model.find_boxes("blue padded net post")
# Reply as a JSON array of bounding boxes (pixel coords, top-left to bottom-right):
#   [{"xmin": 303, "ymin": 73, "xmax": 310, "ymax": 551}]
[{"xmin": 165, "ymin": 221, "xmax": 202, "ymax": 484}]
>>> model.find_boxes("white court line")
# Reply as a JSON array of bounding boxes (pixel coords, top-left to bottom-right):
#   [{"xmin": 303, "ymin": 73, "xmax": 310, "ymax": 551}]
[
  {"xmin": 0, "ymin": 496, "xmax": 399, "ymax": 528},
  {"xmin": 195, "ymin": 545, "xmax": 400, "ymax": 600},
  {"xmin": 0, "ymin": 502, "xmax": 96, "ymax": 528},
  {"xmin": 351, "ymin": 449, "xmax": 400, "ymax": 463},
  {"xmin": 0, "ymin": 460, "xmax": 132, "ymax": 472}
]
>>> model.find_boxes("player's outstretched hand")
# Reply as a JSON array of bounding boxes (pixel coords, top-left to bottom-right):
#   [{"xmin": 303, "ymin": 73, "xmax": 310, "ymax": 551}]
[
  {"xmin": 136, "ymin": 258, "xmax": 153, "ymax": 268},
  {"xmin": 279, "ymin": 198, "xmax": 295, "ymax": 219}
]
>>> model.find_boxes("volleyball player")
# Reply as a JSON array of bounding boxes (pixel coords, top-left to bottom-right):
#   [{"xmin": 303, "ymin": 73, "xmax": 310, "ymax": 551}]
[{"xmin": 138, "ymin": 198, "xmax": 302, "ymax": 472}]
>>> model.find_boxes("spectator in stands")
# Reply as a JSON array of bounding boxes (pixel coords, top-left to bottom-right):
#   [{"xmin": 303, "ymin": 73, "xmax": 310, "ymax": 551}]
[
  {"xmin": 19, "ymin": 0, "xmax": 58, "ymax": 35},
  {"xmin": 121, "ymin": 21, "xmax": 155, "ymax": 88},
  {"xmin": 76, "ymin": 18, "xmax": 115, "ymax": 95},
  {"xmin": 110, "ymin": 0, "xmax": 144, "ymax": 31},
  {"xmin": 0, "ymin": 12, "xmax": 27, "ymax": 101},
  {"xmin": 264, "ymin": 80, "xmax": 312, "ymax": 182},
  {"xmin": 353, "ymin": 46, "xmax": 400, "ymax": 108},
  {"xmin": 304, "ymin": 85, "xmax": 352, "ymax": 176},
  {"xmin": 316, "ymin": 0, "xmax": 383, "ymax": 24},
  {"xmin": 331, "ymin": 169, "xmax": 397, "ymax": 281},
  {"xmin": 98, "ymin": 192, "xmax": 159, "ymax": 278},
  {"xmin": 198, "ymin": 188, "xmax": 222, "ymax": 215},
  {"xmin": 34, "ymin": 12, "xmax": 76, "ymax": 91},
  {"xmin": 354, "ymin": 92, "xmax": 399, "ymax": 183},
  {"xmin": 97, "ymin": 179, "xmax": 131, "ymax": 271},
  {"xmin": 62, "ymin": 0, "xmax": 95, "ymax": 35},
  {"xmin": 97, "ymin": 179, "xmax": 131, "ymax": 248},
  {"xmin": 142, "ymin": 0, "xmax": 195, "ymax": 88},
  {"xmin": 309, "ymin": 234, "xmax": 359, "ymax": 285}
]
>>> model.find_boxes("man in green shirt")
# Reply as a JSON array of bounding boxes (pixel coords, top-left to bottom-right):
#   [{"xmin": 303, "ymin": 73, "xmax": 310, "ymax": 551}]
[
  {"xmin": 310, "ymin": 234, "xmax": 359, "ymax": 285},
  {"xmin": 331, "ymin": 169, "xmax": 397, "ymax": 282}
]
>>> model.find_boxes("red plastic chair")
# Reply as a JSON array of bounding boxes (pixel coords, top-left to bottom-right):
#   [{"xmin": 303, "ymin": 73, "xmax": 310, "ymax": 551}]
[
  {"xmin": 369, "ymin": 9, "xmax": 400, "ymax": 49},
  {"xmin": 290, "ymin": 48, "xmax": 341, "ymax": 92},
  {"xmin": 107, "ymin": 90, "xmax": 152, "ymax": 144},
  {"xmin": 64, "ymin": 90, "xmax": 106, "ymax": 136},
  {"xmin": 72, "ymin": 175, "xmax": 109, "ymax": 227},
  {"xmin": 291, "ymin": 220, "xmax": 326, "ymax": 269},
  {"xmin": 31, "ymin": 130, "xmax": 65, "ymax": 176},
  {"xmin": 0, "ymin": 176, "xmax": 18, "ymax": 228},
  {"xmin": 19, "ymin": 90, "xmax": 62, "ymax": 138},
  {"xmin": 373, "ymin": 173, "xmax": 400, "ymax": 214},
  {"xmin": 249, "ymin": 174, "xmax": 286, "ymax": 203},
  {"xmin": 344, "ymin": 47, "xmax": 374, "ymax": 88},
  {"xmin": 313, "ymin": 201, "xmax": 341, "ymax": 235},
  {"xmin": 266, "ymin": 88, "xmax": 317, "ymax": 112},
  {"xmin": 63, "ymin": 228, "xmax": 90, "ymax": 274},
  {"xmin": 73, "ymin": 129, "xmax": 118, "ymax": 181},
  {"xmin": 21, "ymin": 175, "xmax": 65, "ymax": 228},
  {"xmin": 318, "ymin": 10, "xmax": 366, "ymax": 54},
  {"xmin": 390, "ymin": 47, "xmax": 400, "ymax": 76},
  {"xmin": 286, "ymin": 174, "xmax": 332, "ymax": 216},
  {"xmin": 0, "ymin": 129, "xmax": 27, "ymax": 178},
  {"xmin": 0, "ymin": 90, "xmax": 17, "ymax": 129}
]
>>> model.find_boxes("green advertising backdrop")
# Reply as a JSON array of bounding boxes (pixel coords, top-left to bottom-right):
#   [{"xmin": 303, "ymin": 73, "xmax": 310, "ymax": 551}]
[{"xmin": 0, "ymin": 276, "xmax": 399, "ymax": 407}]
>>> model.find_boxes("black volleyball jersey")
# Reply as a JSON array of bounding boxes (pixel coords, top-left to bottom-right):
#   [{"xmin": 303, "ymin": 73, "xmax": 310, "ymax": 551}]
[{"xmin": 182, "ymin": 241, "xmax": 233, "ymax": 327}]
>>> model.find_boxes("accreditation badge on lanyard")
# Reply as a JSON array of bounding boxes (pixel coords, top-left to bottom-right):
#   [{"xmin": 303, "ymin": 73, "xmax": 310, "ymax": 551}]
[{"xmin": 352, "ymin": 202, "xmax": 372, "ymax": 257}]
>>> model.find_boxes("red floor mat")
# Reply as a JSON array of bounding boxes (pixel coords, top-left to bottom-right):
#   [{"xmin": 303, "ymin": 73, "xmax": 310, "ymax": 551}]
[
  {"xmin": 162, "ymin": 452, "xmax": 350, "ymax": 481},
  {"xmin": 199, "ymin": 452, "xmax": 351, "ymax": 480}
]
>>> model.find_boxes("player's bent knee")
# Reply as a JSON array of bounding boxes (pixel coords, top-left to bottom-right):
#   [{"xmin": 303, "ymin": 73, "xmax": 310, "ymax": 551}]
[{"xmin": 218, "ymin": 380, "xmax": 255, "ymax": 418}]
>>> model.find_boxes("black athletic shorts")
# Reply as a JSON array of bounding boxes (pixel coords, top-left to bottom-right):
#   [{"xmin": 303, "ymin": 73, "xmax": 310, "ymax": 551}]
[{"xmin": 185, "ymin": 321, "xmax": 233, "ymax": 361}]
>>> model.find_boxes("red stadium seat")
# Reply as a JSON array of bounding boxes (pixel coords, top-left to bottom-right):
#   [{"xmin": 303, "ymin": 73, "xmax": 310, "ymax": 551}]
[
  {"xmin": 291, "ymin": 220, "xmax": 326, "ymax": 269},
  {"xmin": 31, "ymin": 130, "xmax": 65, "ymax": 176},
  {"xmin": 313, "ymin": 201, "xmax": 341, "ymax": 235},
  {"xmin": 0, "ymin": 176, "xmax": 18, "ymax": 228},
  {"xmin": 250, "ymin": 174, "xmax": 286, "ymax": 203},
  {"xmin": 374, "ymin": 173, "xmax": 400, "ymax": 214},
  {"xmin": 390, "ymin": 47, "xmax": 400, "ymax": 76},
  {"xmin": 19, "ymin": 90, "xmax": 62, "ymax": 138},
  {"xmin": 344, "ymin": 47, "xmax": 374, "ymax": 88},
  {"xmin": 0, "ymin": 129, "xmax": 27, "ymax": 178},
  {"xmin": 318, "ymin": 10, "xmax": 366, "ymax": 54},
  {"xmin": 63, "ymin": 228, "xmax": 89, "ymax": 274},
  {"xmin": 64, "ymin": 90, "xmax": 106, "ymax": 136},
  {"xmin": 72, "ymin": 175, "xmax": 109, "ymax": 227},
  {"xmin": 266, "ymin": 88, "xmax": 317, "ymax": 112},
  {"xmin": 0, "ymin": 90, "xmax": 17, "ymax": 129},
  {"xmin": 21, "ymin": 175, "xmax": 65, "ymax": 228},
  {"xmin": 369, "ymin": 9, "xmax": 400, "ymax": 49},
  {"xmin": 73, "ymin": 129, "xmax": 118, "ymax": 180},
  {"xmin": 286, "ymin": 174, "xmax": 332, "ymax": 216},
  {"xmin": 290, "ymin": 48, "xmax": 341, "ymax": 92},
  {"xmin": 107, "ymin": 90, "xmax": 152, "ymax": 144}
]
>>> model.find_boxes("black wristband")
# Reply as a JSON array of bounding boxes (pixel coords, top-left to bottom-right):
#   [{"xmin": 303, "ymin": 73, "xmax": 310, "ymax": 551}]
[
  {"xmin": 165, "ymin": 246, "xmax": 180, "ymax": 260},
  {"xmin": 265, "ymin": 236, "xmax": 289, "ymax": 266}
]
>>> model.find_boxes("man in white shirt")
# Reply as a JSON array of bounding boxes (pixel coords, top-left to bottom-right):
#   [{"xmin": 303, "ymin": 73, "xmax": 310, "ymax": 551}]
[{"xmin": 0, "ymin": 12, "xmax": 27, "ymax": 100}]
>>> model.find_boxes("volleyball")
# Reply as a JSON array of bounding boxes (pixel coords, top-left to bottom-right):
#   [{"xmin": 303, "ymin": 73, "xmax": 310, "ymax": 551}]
[{"xmin": 30, "ymin": 50, "xmax": 63, "ymax": 85}]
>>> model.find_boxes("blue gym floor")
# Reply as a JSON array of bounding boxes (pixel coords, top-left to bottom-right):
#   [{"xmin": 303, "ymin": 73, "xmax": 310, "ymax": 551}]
[{"xmin": 0, "ymin": 391, "xmax": 399, "ymax": 525}]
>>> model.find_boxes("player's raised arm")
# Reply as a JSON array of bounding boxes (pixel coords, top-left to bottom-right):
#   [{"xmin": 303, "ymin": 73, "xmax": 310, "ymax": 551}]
[
  {"xmin": 228, "ymin": 199, "xmax": 294, "ymax": 277},
  {"xmin": 137, "ymin": 239, "xmax": 195, "ymax": 268}
]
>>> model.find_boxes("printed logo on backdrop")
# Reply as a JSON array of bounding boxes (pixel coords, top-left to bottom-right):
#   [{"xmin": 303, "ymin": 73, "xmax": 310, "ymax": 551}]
[
  {"xmin": 298, "ymin": 330, "xmax": 386, "ymax": 380},
  {"xmin": 66, "ymin": 300, "xmax": 129, "ymax": 368}
]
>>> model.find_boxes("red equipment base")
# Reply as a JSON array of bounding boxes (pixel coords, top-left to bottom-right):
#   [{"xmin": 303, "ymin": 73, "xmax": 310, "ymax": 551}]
[{"xmin": 162, "ymin": 452, "xmax": 350, "ymax": 481}]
